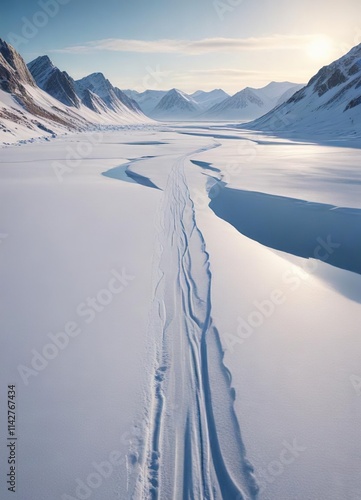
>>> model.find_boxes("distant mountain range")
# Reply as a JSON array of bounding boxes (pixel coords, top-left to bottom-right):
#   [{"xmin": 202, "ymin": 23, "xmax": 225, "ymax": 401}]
[
  {"xmin": 123, "ymin": 89, "xmax": 167, "ymax": 115},
  {"xmin": 152, "ymin": 88, "xmax": 201, "ymax": 119},
  {"xmin": 201, "ymin": 82, "xmax": 304, "ymax": 121},
  {"xmin": 1, "ymin": 37, "xmax": 361, "ymax": 143},
  {"xmin": 191, "ymin": 89, "xmax": 230, "ymax": 109},
  {"xmin": 122, "ymin": 84, "xmax": 303, "ymax": 121},
  {"xmin": 244, "ymin": 43, "xmax": 361, "ymax": 135}
]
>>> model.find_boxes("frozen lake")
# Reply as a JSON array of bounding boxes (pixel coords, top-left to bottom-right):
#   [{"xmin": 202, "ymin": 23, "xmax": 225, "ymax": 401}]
[{"xmin": 0, "ymin": 124, "xmax": 360, "ymax": 500}]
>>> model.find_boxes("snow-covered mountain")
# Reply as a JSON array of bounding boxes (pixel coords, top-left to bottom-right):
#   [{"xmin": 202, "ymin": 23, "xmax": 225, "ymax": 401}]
[
  {"xmin": 244, "ymin": 44, "xmax": 361, "ymax": 136},
  {"xmin": 0, "ymin": 39, "xmax": 90, "ymax": 142},
  {"xmin": 124, "ymin": 88, "xmax": 229, "ymax": 118},
  {"xmin": 123, "ymin": 85, "xmax": 301, "ymax": 121},
  {"xmin": 204, "ymin": 87, "xmax": 265, "ymax": 120},
  {"xmin": 203, "ymin": 82, "xmax": 303, "ymax": 120},
  {"xmin": 257, "ymin": 81, "xmax": 303, "ymax": 101},
  {"xmin": 0, "ymin": 39, "xmax": 35, "ymax": 90},
  {"xmin": 274, "ymin": 86, "xmax": 302, "ymax": 107},
  {"xmin": 75, "ymin": 72, "xmax": 141, "ymax": 114},
  {"xmin": 123, "ymin": 89, "xmax": 168, "ymax": 115},
  {"xmin": 0, "ymin": 40, "xmax": 149, "ymax": 144},
  {"xmin": 79, "ymin": 88, "xmax": 109, "ymax": 114},
  {"xmin": 152, "ymin": 88, "xmax": 201, "ymax": 120},
  {"xmin": 28, "ymin": 55, "xmax": 81, "ymax": 108},
  {"xmin": 190, "ymin": 89, "xmax": 230, "ymax": 110},
  {"xmin": 27, "ymin": 56, "xmax": 142, "ymax": 118}
]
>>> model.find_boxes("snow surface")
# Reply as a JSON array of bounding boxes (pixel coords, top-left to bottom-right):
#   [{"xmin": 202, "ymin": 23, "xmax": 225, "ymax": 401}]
[{"xmin": 0, "ymin": 124, "xmax": 360, "ymax": 500}]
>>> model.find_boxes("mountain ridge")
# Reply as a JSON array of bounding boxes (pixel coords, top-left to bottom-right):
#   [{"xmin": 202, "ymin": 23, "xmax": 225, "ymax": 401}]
[
  {"xmin": 0, "ymin": 39, "xmax": 150, "ymax": 144},
  {"xmin": 243, "ymin": 44, "xmax": 361, "ymax": 135},
  {"xmin": 203, "ymin": 82, "xmax": 304, "ymax": 120}
]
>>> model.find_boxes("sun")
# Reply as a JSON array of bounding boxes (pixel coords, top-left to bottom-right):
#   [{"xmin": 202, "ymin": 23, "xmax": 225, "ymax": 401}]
[{"xmin": 307, "ymin": 36, "xmax": 334, "ymax": 61}]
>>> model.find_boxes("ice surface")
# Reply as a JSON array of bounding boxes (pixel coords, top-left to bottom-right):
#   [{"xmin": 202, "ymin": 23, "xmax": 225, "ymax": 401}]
[{"xmin": 0, "ymin": 124, "xmax": 360, "ymax": 500}]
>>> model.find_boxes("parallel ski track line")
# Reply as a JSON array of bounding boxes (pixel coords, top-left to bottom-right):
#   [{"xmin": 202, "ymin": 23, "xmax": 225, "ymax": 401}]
[{"xmin": 135, "ymin": 145, "xmax": 258, "ymax": 500}]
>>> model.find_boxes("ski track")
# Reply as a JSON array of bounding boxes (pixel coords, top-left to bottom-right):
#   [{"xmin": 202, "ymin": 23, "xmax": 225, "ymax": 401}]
[{"xmin": 135, "ymin": 144, "xmax": 258, "ymax": 500}]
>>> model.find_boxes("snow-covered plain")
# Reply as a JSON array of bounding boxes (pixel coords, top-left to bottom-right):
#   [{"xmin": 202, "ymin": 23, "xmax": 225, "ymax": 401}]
[{"xmin": 0, "ymin": 124, "xmax": 360, "ymax": 500}]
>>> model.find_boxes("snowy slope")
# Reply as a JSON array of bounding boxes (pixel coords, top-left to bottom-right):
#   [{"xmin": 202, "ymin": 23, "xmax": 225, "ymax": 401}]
[
  {"xmin": 274, "ymin": 86, "xmax": 304, "ymax": 107},
  {"xmin": 244, "ymin": 44, "xmax": 361, "ymax": 136},
  {"xmin": 203, "ymin": 82, "xmax": 303, "ymax": 120}
]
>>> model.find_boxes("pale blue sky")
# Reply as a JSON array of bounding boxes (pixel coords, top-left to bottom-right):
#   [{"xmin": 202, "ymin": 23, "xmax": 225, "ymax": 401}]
[{"xmin": 2, "ymin": 0, "xmax": 361, "ymax": 93}]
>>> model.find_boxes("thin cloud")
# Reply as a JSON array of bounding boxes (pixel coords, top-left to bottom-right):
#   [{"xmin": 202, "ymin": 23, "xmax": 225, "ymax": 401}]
[{"xmin": 52, "ymin": 35, "xmax": 327, "ymax": 55}]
